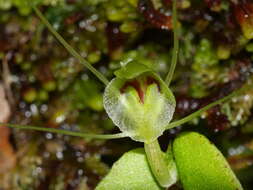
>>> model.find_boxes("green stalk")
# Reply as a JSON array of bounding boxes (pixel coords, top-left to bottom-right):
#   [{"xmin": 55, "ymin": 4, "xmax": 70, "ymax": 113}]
[
  {"xmin": 33, "ymin": 7, "xmax": 109, "ymax": 86},
  {"xmin": 144, "ymin": 139, "xmax": 176, "ymax": 188},
  {"xmin": 165, "ymin": 0, "xmax": 179, "ymax": 86},
  {"xmin": 0, "ymin": 123, "xmax": 127, "ymax": 140}
]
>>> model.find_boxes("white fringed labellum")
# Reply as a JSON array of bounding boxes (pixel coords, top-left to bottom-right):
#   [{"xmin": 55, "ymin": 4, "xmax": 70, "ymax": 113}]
[{"xmin": 103, "ymin": 62, "xmax": 176, "ymax": 143}]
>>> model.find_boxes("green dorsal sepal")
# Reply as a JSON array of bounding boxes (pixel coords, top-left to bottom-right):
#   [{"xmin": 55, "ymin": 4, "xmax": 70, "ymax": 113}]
[
  {"xmin": 173, "ymin": 132, "xmax": 243, "ymax": 190},
  {"xmin": 114, "ymin": 61, "xmax": 153, "ymax": 80}
]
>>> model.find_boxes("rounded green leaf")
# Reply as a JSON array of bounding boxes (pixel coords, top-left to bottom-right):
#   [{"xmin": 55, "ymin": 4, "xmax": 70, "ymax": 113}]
[
  {"xmin": 103, "ymin": 72, "xmax": 176, "ymax": 143},
  {"xmin": 173, "ymin": 132, "xmax": 243, "ymax": 190},
  {"xmin": 95, "ymin": 148, "xmax": 163, "ymax": 190}
]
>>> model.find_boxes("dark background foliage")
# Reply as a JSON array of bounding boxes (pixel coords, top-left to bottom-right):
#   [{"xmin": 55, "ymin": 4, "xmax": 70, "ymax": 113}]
[{"xmin": 0, "ymin": 0, "xmax": 253, "ymax": 189}]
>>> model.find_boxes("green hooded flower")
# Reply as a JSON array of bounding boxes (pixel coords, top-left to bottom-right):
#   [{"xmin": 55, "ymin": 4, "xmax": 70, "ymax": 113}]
[{"xmin": 103, "ymin": 62, "xmax": 176, "ymax": 143}]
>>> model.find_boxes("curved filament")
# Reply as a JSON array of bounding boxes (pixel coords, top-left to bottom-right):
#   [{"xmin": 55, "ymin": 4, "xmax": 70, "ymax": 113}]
[
  {"xmin": 167, "ymin": 87, "xmax": 246, "ymax": 129},
  {"xmin": 165, "ymin": 0, "xmax": 179, "ymax": 86},
  {"xmin": 0, "ymin": 123, "xmax": 127, "ymax": 140},
  {"xmin": 33, "ymin": 7, "xmax": 109, "ymax": 86}
]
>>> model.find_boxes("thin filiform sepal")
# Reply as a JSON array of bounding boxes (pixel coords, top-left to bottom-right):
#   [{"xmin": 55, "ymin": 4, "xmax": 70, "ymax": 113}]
[
  {"xmin": 33, "ymin": 6, "xmax": 109, "ymax": 86},
  {"xmin": 0, "ymin": 123, "xmax": 127, "ymax": 140},
  {"xmin": 166, "ymin": 86, "xmax": 247, "ymax": 129},
  {"xmin": 165, "ymin": 0, "xmax": 179, "ymax": 86}
]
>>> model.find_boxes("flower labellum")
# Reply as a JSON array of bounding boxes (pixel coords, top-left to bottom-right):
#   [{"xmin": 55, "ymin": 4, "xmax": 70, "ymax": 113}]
[{"xmin": 103, "ymin": 62, "xmax": 176, "ymax": 143}]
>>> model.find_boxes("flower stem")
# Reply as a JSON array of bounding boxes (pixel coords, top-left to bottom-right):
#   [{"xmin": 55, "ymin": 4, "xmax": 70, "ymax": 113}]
[
  {"xmin": 33, "ymin": 7, "xmax": 109, "ymax": 86},
  {"xmin": 144, "ymin": 139, "xmax": 177, "ymax": 188}
]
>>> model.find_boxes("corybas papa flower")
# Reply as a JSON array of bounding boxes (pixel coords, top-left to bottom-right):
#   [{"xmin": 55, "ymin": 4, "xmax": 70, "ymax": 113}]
[{"xmin": 103, "ymin": 62, "xmax": 176, "ymax": 143}]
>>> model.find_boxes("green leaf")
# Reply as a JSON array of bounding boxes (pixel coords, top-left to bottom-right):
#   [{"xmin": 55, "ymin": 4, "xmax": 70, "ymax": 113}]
[
  {"xmin": 114, "ymin": 61, "xmax": 152, "ymax": 79},
  {"xmin": 95, "ymin": 148, "xmax": 163, "ymax": 190},
  {"xmin": 173, "ymin": 132, "xmax": 243, "ymax": 190}
]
